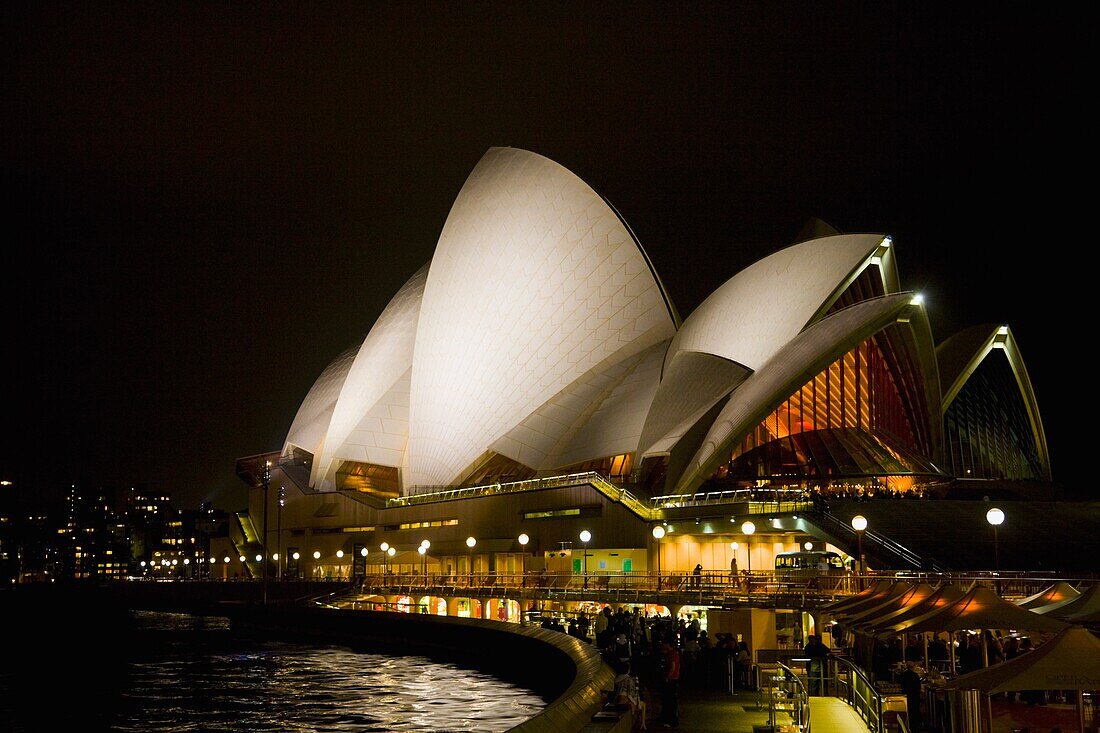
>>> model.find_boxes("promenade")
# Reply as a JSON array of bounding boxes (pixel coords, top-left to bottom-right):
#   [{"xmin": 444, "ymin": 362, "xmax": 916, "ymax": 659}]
[{"xmin": 670, "ymin": 689, "xmax": 869, "ymax": 732}]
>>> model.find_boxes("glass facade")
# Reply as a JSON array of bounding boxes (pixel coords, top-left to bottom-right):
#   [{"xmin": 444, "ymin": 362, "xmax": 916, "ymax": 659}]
[
  {"xmin": 713, "ymin": 328, "xmax": 938, "ymax": 486},
  {"xmin": 944, "ymin": 349, "xmax": 1043, "ymax": 480}
]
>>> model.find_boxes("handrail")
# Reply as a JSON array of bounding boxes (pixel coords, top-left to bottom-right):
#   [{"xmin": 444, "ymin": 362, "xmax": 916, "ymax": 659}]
[
  {"xmin": 810, "ymin": 509, "xmax": 942, "ymax": 571},
  {"xmin": 388, "ymin": 470, "xmax": 816, "ymax": 521},
  {"xmin": 829, "ymin": 656, "xmax": 883, "ymax": 733},
  {"xmin": 777, "ymin": 661, "xmax": 811, "ymax": 732}
]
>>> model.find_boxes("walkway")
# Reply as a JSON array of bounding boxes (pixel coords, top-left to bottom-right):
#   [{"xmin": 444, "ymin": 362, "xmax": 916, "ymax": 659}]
[
  {"xmin": 666, "ymin": 689, "xmax": 870, "ymax": 732},
  {"xmin": 807, "ymin": 696, "xmax": 872, "ymax": 733}
]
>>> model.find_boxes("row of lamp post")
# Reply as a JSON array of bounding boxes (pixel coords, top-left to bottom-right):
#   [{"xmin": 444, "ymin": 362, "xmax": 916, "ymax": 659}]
[{"xmin": 249, "ymin": 504, "xmax": 1006, "ymax": 593}]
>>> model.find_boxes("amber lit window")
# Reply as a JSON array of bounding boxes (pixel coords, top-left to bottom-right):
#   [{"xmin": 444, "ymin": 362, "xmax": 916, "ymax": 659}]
[{"xmin": 714, "ymin": 331, "xmax": 937, "ymax": 484}]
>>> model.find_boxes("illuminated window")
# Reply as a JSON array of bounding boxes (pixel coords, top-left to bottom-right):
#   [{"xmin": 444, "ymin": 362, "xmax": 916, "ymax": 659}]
[
  {"xmin": 398, "ymin": 519, "xmax": 458, "ymax": 530},
  {"xmin": 523, "ymin": 508, "xmax": 581, "ymax": 520}
]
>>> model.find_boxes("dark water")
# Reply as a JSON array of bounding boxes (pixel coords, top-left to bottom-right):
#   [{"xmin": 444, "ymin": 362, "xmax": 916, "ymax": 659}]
[{"xmin": 2, "ymin": 607, "xmax": 544, "ymax": 732}]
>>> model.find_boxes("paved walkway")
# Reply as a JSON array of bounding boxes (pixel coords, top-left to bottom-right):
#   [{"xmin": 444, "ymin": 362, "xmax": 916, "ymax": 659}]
[
  {"xmin": 650, "ymin": 689, "xmax": 870, "ymax": 732},
  {"xmin": 806, "ymin": 696, "xmax": 873, "ymax": 733}
]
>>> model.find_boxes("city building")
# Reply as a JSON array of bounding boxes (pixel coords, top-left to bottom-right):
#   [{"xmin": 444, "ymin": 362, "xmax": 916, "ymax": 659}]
[{"xmin": 234, "ymin": 147, "xmax": 1057, "ymax": 623}]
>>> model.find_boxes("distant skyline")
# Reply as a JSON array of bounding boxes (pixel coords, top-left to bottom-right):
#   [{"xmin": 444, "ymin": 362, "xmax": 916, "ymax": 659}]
[{"xmin": 2, "ymin": 4, "xmax": 1084, "ymax": 508}]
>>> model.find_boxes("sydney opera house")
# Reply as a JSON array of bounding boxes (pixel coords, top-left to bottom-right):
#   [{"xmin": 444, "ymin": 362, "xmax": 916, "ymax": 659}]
[{"xmin": 233, "ymin": 147, "xmax": 1050, "ymax": 585}]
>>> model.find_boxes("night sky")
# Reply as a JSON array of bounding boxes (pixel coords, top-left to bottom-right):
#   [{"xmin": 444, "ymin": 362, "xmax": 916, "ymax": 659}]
[{"xmin": 2, "ymin": 4, "xmax": 1084, "ymax": 510}]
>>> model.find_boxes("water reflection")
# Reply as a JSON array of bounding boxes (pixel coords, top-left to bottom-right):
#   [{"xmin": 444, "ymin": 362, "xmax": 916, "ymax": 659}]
[{"xmin": 110, "ymin": 611, "xmax": 545, "ymax": 732}]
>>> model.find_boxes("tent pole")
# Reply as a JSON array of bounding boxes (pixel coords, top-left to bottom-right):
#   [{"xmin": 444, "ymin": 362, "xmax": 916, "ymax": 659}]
[
  {"xmin": 986, "ymin": 693, "xmax": 994, "ymax": 733},
  {"xmin": 949, "ymin": 632, "xmax": 956, "ymax": 676},
  {"xmin": 923, "ymin": 632, "xmax": 929, "ymax": 672},
  {"xmin": 982, "ymin": 630, "xmax": 989, "ymax": 668},
  {"xmin": 1078, "ymin": 689, "xmax": 1086, "ymax": 733}
]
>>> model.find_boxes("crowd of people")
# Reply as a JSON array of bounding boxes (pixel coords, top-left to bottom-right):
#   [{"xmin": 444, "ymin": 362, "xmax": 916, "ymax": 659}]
[{"xmin": 538, "ymin": 605, "xmax": 756, "ymax": 729}]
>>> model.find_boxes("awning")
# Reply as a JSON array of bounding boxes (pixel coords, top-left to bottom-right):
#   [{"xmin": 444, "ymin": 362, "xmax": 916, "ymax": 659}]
[
  {"xmin": 881, "ymin": 585, "xmax": 1071, "ymax": 635},
  {"xmin": 861, "ymin": 584, "xmax": 967, "ymax": 635},
  {"xmin": 833, "ymin": 582, "xmax": 912, "ymax": 621},
  {"xmin": 1033, "ymin": 583, "xmax": 1100, "ymax": 620},
  {"xmin": 1015, "ymin": 581, "xmax": 1080, "ymax": 609},
  {"xmin": 821, "ymin": 580, "xmax": 894, "ymax": 614},
  {"xmin": 945, "ymin": 626, "xmax": 1100, "ymax": 692},
  {"xmin": 843, "ymin": 583, "xmax": 936, "ymax": 627}
]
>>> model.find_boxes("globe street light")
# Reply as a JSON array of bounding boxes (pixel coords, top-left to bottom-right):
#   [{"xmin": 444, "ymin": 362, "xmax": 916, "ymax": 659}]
[
  {"xmin": 579, "ymin": 530, "xmax": 592, "ymax": 589},
  {"xmin": 851, "ymin": 515, "xmax": 868, "ymax": 589},
  {"xmin": 653, "ymin": 525, "xmax": 666, "ymax": 591},
  {"xmin": 518, "ymin": 534, "xmax": 529, "ymax": 587},
  {"xmin": 987, "ymin": 507, "xmax": 1005, "ymax": 590},
  {"xmin": 418, "ymin": 545, "xmax": 427, "ymax": 579},
  {"xmin": 380, "ymin": 542, "xmax": 390, "ymax": 576},
  {"xmin": 336, "ymin": 550, "xmax": 344, "ymax": 559},
  {"xmin": 466, "ymin": 536, "xmax": 477, "ymax": 587},
  {"xmin": 741, "ymin": 521, "xmax": 756, "ymax": 580},
  {"xmin": 387, "ymin": 546, "xmax": 396, "ymax": 577}
]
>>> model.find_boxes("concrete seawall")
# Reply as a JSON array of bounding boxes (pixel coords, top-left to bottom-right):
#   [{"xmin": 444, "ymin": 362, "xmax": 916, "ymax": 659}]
[{"xmin": 225, "ymin": 604, "xmax": 627, "ymax": 733}]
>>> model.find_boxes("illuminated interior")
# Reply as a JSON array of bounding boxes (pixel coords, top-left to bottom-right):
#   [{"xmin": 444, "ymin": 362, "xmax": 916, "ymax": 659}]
[
  {"xmin": 335, "ymin": 461, "xmax": 401, "ymax": 498},
  {"xmin": 712, "ymin": 328, "xmax": 940, "ymax": 487},
  {"xmin": 557, "ymin": 453, "xmax": 634, "ymax": 483}
]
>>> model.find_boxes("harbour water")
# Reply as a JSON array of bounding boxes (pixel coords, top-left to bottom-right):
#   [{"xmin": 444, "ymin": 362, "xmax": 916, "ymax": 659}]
[{"xmin": 2, "ymin": 607, "xmax": 545, "ymax": 732}]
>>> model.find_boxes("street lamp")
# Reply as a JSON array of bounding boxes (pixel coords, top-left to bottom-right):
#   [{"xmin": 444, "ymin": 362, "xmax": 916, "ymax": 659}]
[
  {"xmin": 653, "ymin": 525, "xmax": 666, "ymax": 591},
  {"xmin": 276, "ymin": 486, "xmax": 285, "ymax": 580},
  {"xmin": 986, "ymin": 507, "xmax": 1005, "ymax": 589},
  {"xmin": 261, "ymin": 460, "xmax": 271, "ymax": 604},
  {"xmin": 579, "ymin": 530, "xmax": 591, "ymax": 589},
  {"xmin": 380, "ymin": 542, "xmax": 390, "ymax": 576},
  {"xmin": 420, "ymin": 540, "xmax": 430, "ymax": 579},
  {"xmin": 851, "ymin": 515, "xmax": 868, "ymax": 589},
  {"xmin": 387, "ymin": 546, "xmax": 396, "ymax": 577},
  {"xmin": 518, "ymin": 533, "xmax": 529, "ymax": 587},
  {"xmin": 466, "ymin": 536, "xmax": 477, "ymax": 586},
  {"xmin": 741, "ymin": 521, "xmax": 756, "ymax": 579}
]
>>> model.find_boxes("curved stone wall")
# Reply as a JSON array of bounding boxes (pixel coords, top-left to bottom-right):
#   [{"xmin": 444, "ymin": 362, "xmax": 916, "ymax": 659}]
[{"xmin": 226, "ymin": 605, "xmax": 619, "ymax": 733}]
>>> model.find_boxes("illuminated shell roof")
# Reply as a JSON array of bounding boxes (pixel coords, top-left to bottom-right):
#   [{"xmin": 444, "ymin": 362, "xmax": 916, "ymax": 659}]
[
  {"xmin": 283, "ymin": 344, "xmax": 359, "ymax": 459},
  {"xmin": 310, "ymin": 264, "xmax": 428, "ymax": 490},
  {"xmin": 279, "ymin": 147, "xmax": 1038, "ymax": 495},
  {"xmin": 672, "ymin": 293, "xmax": 928, "ymax": 494},
  {"xmin": 407, "ymin": 147, "xmax": 677, "ymax": 486},
  {"xmin": 663, "ymin": 234, "xmax": 890, "ymax": 373}
]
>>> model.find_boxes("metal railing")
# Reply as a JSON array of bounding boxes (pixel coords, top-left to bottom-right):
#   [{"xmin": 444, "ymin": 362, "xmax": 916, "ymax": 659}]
[
  {"xmin": 829, "ymin": 656, "xmax": 884, "ymax": 733},
  {"xmin": 389, "ymin": 470, "xmax": 816, "ymax": 520},
  {"xmin": 389, "ymin": 471, "xmax": 626, "ymax": 507},
  {"xmin": 777, "ymin": 661, "xmax": 812, "ymax": 732},
  {"xmin": 809, "ymin": 509, "xmax": 939, "ymax": 571}
]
